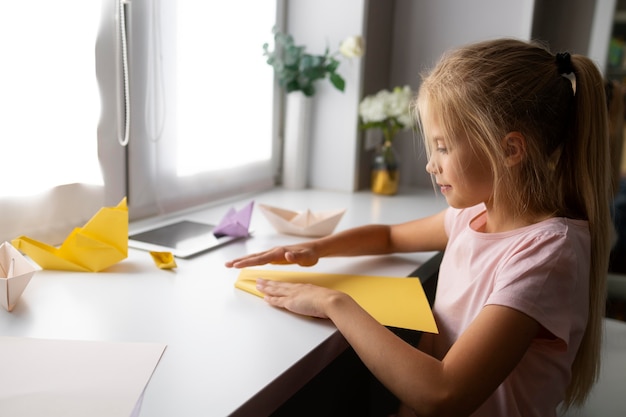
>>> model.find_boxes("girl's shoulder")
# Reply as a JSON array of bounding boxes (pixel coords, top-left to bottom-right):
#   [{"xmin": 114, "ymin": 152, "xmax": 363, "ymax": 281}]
[
  {"xmin": 445, "ymin": 204, "xmax": 589, "ymax": 242},
  {"xmin": 444, "ymin": 204, "xmax": 485, "ymax": 235}
]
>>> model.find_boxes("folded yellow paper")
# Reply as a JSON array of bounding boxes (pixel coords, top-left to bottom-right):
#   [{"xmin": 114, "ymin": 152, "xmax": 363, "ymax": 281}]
[
  {"xmin": 236, "ymin": 268, "xmax": 438, "ymax": 333},
  {"xmin": 11, "ymin": 198, "xmax": 128, "ymax": 272},
  {"xmin": 150, "ymin": 251, "xmax": 177, "ymax": 269}
]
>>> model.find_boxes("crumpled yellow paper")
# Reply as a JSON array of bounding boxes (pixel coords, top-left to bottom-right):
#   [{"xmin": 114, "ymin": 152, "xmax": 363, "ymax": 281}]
[
  {"xmin": 11, "ymin": 198, "xmax": 128, "ymax": 272},
  {"xmin": 149, "ymin": 251, "xmax": 177, "ymax": 269}
]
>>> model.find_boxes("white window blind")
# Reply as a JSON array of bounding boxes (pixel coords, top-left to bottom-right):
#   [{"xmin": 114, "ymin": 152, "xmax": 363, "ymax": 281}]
[
  {"xmin": 0, "ymin": 2, "xmax": 102, "ymax": 195},
  {"xmin": 0, "ymin": 0, "xmax": 280, "ymax": 242},
  {"xmin": 176, "ymin": 1, "xmax": 275, "ymax": 176},
  {"xmin": 98, "ymin": 0, "xmax": 280, "ymax": 219},
  {"xmin": 0, "ymin": 1, "xmax": 104, "ymax": 243}
]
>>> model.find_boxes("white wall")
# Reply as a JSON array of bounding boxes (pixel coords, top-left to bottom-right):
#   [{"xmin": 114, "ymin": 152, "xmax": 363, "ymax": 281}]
[
  {"xmin": 589, "ymin": 0, "xmax": 618, "ymax": 73},
  {"xmin": 389, "ymin": 0, "xmax": 536, "ymax": 188},
  {"xmin": 531, "ymin": 0, "xmax": 615, "ymax": 73},
  {"xmin": 286, "ymin": 0, "xmax": 367, "ymax": 191}
]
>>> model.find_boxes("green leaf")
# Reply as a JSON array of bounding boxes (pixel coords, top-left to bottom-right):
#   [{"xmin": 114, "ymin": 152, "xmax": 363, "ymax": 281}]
[
  {"xmin": 326, "ymin": 58, "xmax": 340, "ymax": 73},
  {"xmin": 360, "ymin": 121, "xmax": 386, "ymax": 130},
  {"xmin": 299, "ymin": 54, "xmax": 314, "ymax": 70},
  {"xmin": 285, "ymin": 80, "xmax": 300, "ymax": 93},
  {"xmin": 265, "ymin": 27, "xmax": 352, "ymax": 97},
  {"xmin": 283, "ymin": 46, "xmax": 302, "ymax": 66},
  {"xmin": 275, "ymin": 32, "xmax": 294, "ymax": 48},
  {"xmin": 330, "ymin": 73, "xmax": 345, "ymax": 92},
  {"xmin": 309, "ymin": 55, "xmax": 324, "ymax": 68},
  {"xmin": 302, "ymin": 85, "xmax": 316, "ymax": 97},
  {"xmin": 304, "ymin": 66, "xmax": 326, "ymax": 81}
]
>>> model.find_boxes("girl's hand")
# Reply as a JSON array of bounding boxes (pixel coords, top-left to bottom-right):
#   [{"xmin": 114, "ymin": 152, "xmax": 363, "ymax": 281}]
[
  {"xmin": 225, "ymin": 245, "xmax": 319, "ymax": 268},
  {"xmin": 255, "ymin": 278, "xmax": 344, "ymax": 319}
]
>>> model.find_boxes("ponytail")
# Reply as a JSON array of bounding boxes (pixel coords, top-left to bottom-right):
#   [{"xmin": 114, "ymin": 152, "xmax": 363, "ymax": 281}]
[{"xmin": 562, "ymin": 54, "xmax": 612, "ymax": 407}]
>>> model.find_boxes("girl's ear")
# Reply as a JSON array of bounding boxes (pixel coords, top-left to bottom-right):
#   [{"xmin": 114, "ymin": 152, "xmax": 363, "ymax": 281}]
[{"xmin": 502, "ymin": 132, "xmax": 526, "ymax": 167}]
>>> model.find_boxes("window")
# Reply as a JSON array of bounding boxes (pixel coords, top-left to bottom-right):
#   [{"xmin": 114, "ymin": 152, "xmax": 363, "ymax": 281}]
[
  {"xmin": 0, "ymin": 2, "xmax": 102, "ymax": 196},
  {"xmin": 176, "ymin": 2, "xmax": 275, "ymax": 176},
  {"xmin": 0, "ymin": 0, "xmax": 281, "ymax": 243},
  {"xmin": 0, "ymin": 1, "xmax": 104, "ymax": 243},
  {"xmin": 98, "ymin": 0, "xmax": 281, "ymax": 220}
]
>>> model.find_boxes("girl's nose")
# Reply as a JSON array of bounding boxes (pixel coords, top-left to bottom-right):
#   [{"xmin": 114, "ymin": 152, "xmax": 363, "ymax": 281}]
[{"xmin": 425, "ymin": 157, "xmax": 439, "ymax": 174}]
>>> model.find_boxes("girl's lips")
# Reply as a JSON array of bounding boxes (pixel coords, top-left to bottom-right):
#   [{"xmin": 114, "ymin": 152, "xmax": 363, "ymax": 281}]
[{"xmin": 438, "ymin": 184, "xmax": 451, "ymax": 193}]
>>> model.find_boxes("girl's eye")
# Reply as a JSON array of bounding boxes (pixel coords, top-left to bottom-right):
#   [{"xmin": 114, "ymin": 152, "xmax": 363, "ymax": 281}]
[{"xmin": 434, "ymin": 140, "xmax": 447, "ymax": 154}]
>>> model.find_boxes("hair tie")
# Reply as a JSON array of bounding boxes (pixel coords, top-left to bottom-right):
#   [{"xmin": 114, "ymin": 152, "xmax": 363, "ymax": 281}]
[{"xmin": 556, "ymin": 52, "xmax": 574, "ymax": 75}]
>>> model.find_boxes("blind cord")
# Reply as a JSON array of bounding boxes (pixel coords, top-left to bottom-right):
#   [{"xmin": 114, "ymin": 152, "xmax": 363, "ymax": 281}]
[
  {"xmin": 145, "ymin": 0, "xmax": 166, "ymax": 143},
  {"xmin": 118, "ymin": 0, "xmax": 131, "ymax": 147}
]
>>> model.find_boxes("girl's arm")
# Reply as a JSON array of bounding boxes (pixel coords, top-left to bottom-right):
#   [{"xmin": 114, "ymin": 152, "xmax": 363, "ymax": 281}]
[
  {"xmin": 257, "ymin": 280, "xmax": 540, "ymax": 416},
  {"xmin": 226, "ymin": 210, "xmax": 448, "ymax": 268}
]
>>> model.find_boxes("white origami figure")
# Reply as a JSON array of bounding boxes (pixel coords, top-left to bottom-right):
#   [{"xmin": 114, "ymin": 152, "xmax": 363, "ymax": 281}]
[
  {"xmin": 259, "ymin": 204, "xmax": 345, "ymax": 237},
  {"xmin": 0, "ymin": 241, "xmax": 37, "ymax": 312}
]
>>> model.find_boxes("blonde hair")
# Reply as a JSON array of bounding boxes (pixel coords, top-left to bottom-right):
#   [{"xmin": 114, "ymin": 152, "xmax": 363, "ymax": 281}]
[{"xmin": 415, "ymin": 38, "xmax": 611, "ymax": 407}]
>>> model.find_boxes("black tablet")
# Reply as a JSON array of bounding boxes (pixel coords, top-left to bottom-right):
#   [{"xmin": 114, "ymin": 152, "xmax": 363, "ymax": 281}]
[{"xmin": 128, "ymin": 219, "xmax": 243, "ymax": 258}]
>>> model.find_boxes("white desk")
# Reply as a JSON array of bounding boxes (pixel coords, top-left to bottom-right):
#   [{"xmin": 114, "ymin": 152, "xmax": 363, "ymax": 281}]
[{"xmin": 0, "ymin": 187, "xmax": 448, "ymax": 417}]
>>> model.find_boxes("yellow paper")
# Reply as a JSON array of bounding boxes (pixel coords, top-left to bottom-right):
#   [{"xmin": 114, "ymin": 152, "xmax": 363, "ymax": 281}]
[
  {"xmin": 11, "ymin": 198, "xmax": 128, "ymax": 272},
  {"xmin": 150, "ymin": 251, "xmax": 177, "ymax": 269},
  {"xmin": 236, "ymin": 268, "xmax": 438, "ymax": 333}
]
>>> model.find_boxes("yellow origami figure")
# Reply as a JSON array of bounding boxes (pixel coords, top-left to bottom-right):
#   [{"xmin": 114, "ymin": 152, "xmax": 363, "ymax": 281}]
[{"xmin": 11, "ymin": 198, "xmax": 128, "ymax": 272}]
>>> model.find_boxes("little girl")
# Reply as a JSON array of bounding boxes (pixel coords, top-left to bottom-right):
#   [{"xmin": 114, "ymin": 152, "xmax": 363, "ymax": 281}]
[{"xmin": 226, "ymin": 38, "xmax": 612, "ymax": 416}]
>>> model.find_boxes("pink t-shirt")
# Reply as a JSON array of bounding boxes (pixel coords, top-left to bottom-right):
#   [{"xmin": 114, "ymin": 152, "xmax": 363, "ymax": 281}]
[{"xmin": 427, "ymin": 204, "xmax": 590, "ymax": 417}]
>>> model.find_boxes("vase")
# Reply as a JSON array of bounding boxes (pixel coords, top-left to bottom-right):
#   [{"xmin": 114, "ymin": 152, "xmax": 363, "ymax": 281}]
[
  {"xmin": 282, "ymin": 91, "xmax": 312, "ymax": 189},
  {"xmin": 371, "ymin": 140, "xmax": 399, "ymax": 195}
]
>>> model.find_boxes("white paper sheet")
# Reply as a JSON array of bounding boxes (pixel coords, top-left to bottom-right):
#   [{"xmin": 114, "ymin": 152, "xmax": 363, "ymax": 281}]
[{"xmin": 0, "ymin": 337, "xmax": 166, "ymax": 417}]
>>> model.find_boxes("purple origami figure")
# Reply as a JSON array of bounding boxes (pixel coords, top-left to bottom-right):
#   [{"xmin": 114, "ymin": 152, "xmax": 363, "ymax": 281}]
[{"xmin": 213, "ymin": 201, "xmax": 254, "ymax": 238}]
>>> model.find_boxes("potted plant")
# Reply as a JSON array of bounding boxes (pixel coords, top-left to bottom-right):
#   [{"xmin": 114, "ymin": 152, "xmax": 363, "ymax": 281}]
[
  {"xmin": 263, "ymin": 27, "xmax": 364, "ymax": 189},
  {"xmin": 358, "ymin": 85, "xmax": 414, "ymax": 195},
  {"xmin": 263, "ymin": 27, "xmax": 364, "ymax": 97}
]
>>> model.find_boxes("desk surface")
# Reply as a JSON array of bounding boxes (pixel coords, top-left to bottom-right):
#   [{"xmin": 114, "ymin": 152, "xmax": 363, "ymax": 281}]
[{"xmin": 0, "ymin": 187, "xmax": 448, "ymax": 417}]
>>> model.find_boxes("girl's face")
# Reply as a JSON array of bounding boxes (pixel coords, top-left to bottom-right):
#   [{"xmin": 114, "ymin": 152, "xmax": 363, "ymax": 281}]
[{"xmin": 424, "ymin": 116, "xmax": 494, "ymax": 209}]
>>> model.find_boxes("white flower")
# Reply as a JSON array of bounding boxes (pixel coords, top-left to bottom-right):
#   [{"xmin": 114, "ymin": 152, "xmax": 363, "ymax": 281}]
[
  {"xmin": 339, "ymin": 35, "xmax": 365, "ymax": 58},
  {"xmin": 359, "ymin": 93, "xmax": 387, "ymax": 123},
  {"xmin": 387, "ymin": 86, "xmax": 412, "ymax": 120},
  {"xmin": 358, "ymin": 85, "xmax": 414, "ymax": 143},
  {"xmin": 397, "ymin": 111, "xmax": 413, "ymax": 128},
  {"xmin": 359, "ymin": 85, "xmax": 413, "ymax": 128}
]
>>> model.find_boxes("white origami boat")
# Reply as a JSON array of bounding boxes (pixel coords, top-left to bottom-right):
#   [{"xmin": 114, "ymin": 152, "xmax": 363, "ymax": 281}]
[
  {"xmin": 0, "ymin": 241, "xmax": 37, "ymax": 312},
  {"xmin": 258, "ymin": 204, "xmax": 345, "ymax": 237}
]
